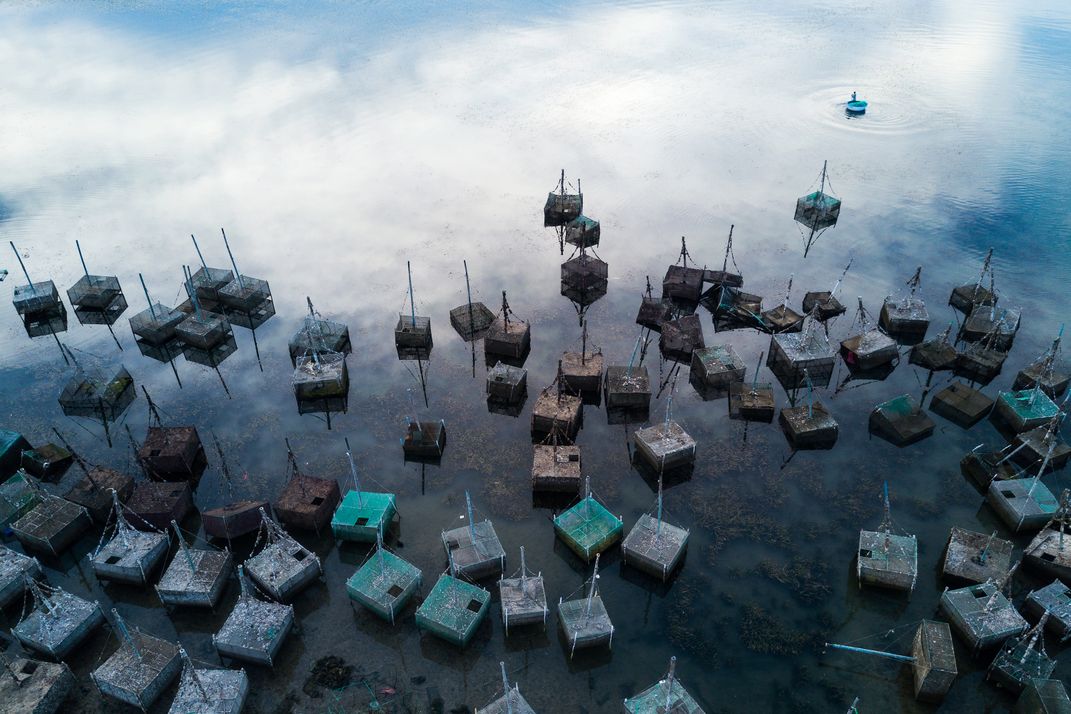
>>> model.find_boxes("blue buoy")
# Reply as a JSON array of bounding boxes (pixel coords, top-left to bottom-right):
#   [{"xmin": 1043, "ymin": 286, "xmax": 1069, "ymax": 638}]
[{"xmin": 846, "ymin": 91, "xmax": 867, "ymax": 115}]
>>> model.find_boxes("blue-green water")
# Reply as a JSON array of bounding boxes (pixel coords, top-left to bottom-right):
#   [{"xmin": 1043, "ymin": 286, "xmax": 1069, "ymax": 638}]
[{"xmin": 1, "ymin": 1, "xmax": 1070, "ymax": 712}]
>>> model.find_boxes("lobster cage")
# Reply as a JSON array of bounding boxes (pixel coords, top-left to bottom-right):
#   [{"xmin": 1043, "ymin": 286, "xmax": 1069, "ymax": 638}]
[{"xmin": 565, "ymin": 215, "xmax": 600, "ymax": 248}]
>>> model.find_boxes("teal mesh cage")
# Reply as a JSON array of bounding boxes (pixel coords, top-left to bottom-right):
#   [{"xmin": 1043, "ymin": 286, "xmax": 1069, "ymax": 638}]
[
  {"xmin": 415, "ymin": 574, "xmax": 490, "ymax": 647},
  {"xmin": 0, "ymin": 430, "xmax": 31, "ymax": 479},
  {"xmin": 624, "ymin": 660, "xmax": 705, "ymax": 714},
  {"xmin": 565, "ymin": 215, "xmax": 600, "ymax": 248},
  {"xmin": 346, "ymin": 547, "xmax": 422, "ymax": 623},
  {"xmin": 553, "ymin": 496, "xmax": 623, "ymax": 561},
  {"xmin": 331, "ymin": 491, "xmax": 396, "ymax": 542},
  {"xmin": 794, "ymin": 190, "xmax": 841, "ymax": 231},
  {"xmin": 997, "ymin": 390, "xmax": 1060, "ymax": 427},
  {"xmin": 0, "ymin": 472, "xmax": 42, "ymax": 531}
]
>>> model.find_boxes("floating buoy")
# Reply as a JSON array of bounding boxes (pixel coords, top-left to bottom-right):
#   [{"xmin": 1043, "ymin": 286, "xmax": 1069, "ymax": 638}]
[{"xmin": 847, "ymin": 92, "xmax": 867, "ymax": 114}]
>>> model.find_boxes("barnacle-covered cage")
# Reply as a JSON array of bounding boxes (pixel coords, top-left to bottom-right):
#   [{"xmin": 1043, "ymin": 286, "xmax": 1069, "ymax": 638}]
[{"xmin": 58, "ymin": 366, "xmax": 135, "ymax": 421}]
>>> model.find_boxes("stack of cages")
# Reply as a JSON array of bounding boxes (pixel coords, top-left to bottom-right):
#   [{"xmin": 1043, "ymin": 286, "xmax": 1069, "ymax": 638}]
[
  {"xmin": 68, "ymin": 274, "xmax": 127, "ymax": 325},
  {"xmin": 58, "ymin": 366, "xmax": 135, "ymax": 424}
]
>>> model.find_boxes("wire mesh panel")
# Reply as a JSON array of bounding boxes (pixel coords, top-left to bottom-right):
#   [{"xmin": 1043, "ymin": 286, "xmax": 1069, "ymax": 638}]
[
  {"xmin": 1015, "ymin": 678, "xmax": 1071, "ymax": 713},
  {"xmin": 58, "ymin": 367, "xmax": 135, "ymax": 421},
  {"xmin": 415, "ymin": 574, "xmax": 490, "ymax": 647},
  {"xmin": 553, "ymin": 497, "xmax": 623, "ymax": 561},
  {"xmin": 176, "ymin": 311, "xmax": 232, "ymax": 351},
  {"xmin": 190, "ymin": 266, "xmax": 234, "ymax": 301},
  {"xmin": 989, "ymin": 631, "xmax": 1056, "ymax": 692},
  {"xmin": 499, "ymin": 574, "xmax": 548, "ymax": 631},
  {"xmin": 346, "ymin": 548, "xmax": 422, "ymax": 623},
  {"xmin": 487, "ymin": 362, "xmax": 528, "ymax": 403},
  {"xmin": 450, "ymin": 302, "xmax": 495, "ymax": 341}
]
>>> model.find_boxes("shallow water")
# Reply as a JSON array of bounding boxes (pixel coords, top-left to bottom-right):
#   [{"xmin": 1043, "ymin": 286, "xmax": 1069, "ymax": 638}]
[{"xmin": 1, "ymin": 1, "xmax": 1070, "ymax": 712}]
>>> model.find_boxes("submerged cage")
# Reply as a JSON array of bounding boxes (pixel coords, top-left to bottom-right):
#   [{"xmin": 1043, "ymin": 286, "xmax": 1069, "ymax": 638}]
[
  {"xmin": 245, "ymin": 510, "xmax": 323, "ymax": 602},
  {"xmin": 65, "ymin": 467, "xmax": 134, "ymax": 524},
  {"xmin": 450, "ymin": 302, "xmax": 495, "ymax": 341},
  {"xmin": 127, "ymin": 481, "xmax": 193, "ymax": 532},
  {"xmin": 962, "ymin": 306, "xmax": 1021, "ymax": 349},
  {"xmin": 288, "ymin": 303, "xmax": 351, "ymax": 363},
  {"xmin": 987, "ymin": 479, "xmax": 1059, "ymax": 533},
  {"xmin": 0, "ymin": 429, "xmax": 32, "ymax": 478},
  {"xmin": 442, "ymin": 519, "xmax": 506, "ymax": 581},
  {"xmin": 779, "ymin": 400, "xmax": 838, "ymax": 449},
  {"xmin": 543, "ymin": 176, "xmax": 583, "ymax": 226},
  {"xmin": 768, "ymin": 327, "xmax": 836, "ymax": 389},
  {"xmin": 485, "ymin": 317, "xmax": 531, "ymax": 360},
  {"xmin": 415, "ymin": 573, "xmax": 490, "ymax": 647},
  {"xmin": 561, "ymin": 252, "xmax": 609, "ymax": 293},
  {"xmin": 156, "ymin": 537, "xmax": 232, "ymax": 609},
  {"xmin": 20, "ymin": 443, "xmax": 73, "ymax": 482},
  {"xmin": 911, "ymin": 621, "xmax": 958, "ymax": 702},
  {"xmin": 213, "ymin": 567, "xmax": 295, "ymax": 666},
  {"xmin": 712, "ymin": 285, "xmax": 764, "ymax": 331},
  {"xmin": 955, "ymin": 341, "xmax": 1008, "ymax": 384},
  {"xmin": 691, "ymin": 344, "xmax": 746, "ymax": 394},
  {"xmin": 190, "ymin": 266, "xmax": 234, "ymax": 302},
  {"xmin": 169, "ymin": 655, "xmax": 249, "ymax": 714},
  {"xmin": 622, "ymin": 513, "xmax": 689, "ymax": 582},
  {"xmin": 561, "ymin": 351, "xmax": 604, "ymax": 394},
  {"xmin": 402, "ymin": 419, "xmax": 446, "ymax": 459},
  {"xmin": 487, "ymin": 362, "xmax": 528, "ymax": 404},
  {"xmin": 91, "ymin": 616, "xmax": 181, "ymax": 710},
  {"xmin": 869, "ymin": 395, "xmax": 935, "ymax": 447},
  {"xmin": 660, "ymin": 315, "xmax": 705, "ymax": 362},
  {"xmin": 218, "ymin": 275, "xmax": 272, "ymax": 315},
  {"xmin": 531, "ymin": 389, "xmax": 583, "ymax": 442},
  {"xmin": 68, "ymin": 274, "xmax": 123, "ymax": 312},
  {"xmin": 58, "ymin": 366, "xmax": 135, "ymax": 421},
  {"xmin": 0, "ymin": 544, "xmax": 40, "ymax": 607},
  {"xmin": 91, "ymin": 496, "xmax": 169, "ymax": 585},
  {"xmin": 559, "ymin": 556, "xmax": 614, "ymax": 656},
  {"xmin": 633, "ymin": 422, "xmax": 696, "ymax": 474},
  {"xmin": 624, "ymin": 658, "xmax": 704, "ymax": 714},
  {"xmin": 994, "ymin": 389, "xmax": 1061, "ymax": 434},
  {"xmin": 929, "ymin": 382, "xmax": 993, "ymax": 428},
  {"xmin": 941, "ymin": 527, "xmax": 1013, "ymax": 585},
  {"xmin": 347, "ymin": 545, "xmax": 422, "ymax": 624},
  {"xmin": 1015, "ymin": 678, "xmax": 1071, "ymax": 713},
  {"xmin": 138, "ymin": 426, "xmax": 205, "ymax": 482},
  {"xmin": 728, "ymin": 381, "xmax": 775, "ymax": 422},
  {"xmin": 274, "ymin": 472, "xmax": 342, "ymax": 533},
  {"xmin": 553, "ymin": 485, "xmax": 623, "ymax": 561},
  {"xmin": 332, "ymin": 490, "xmax": 397, "ymax": 543},
  {"xmin": 880, "ymin": 295, "xmax": 929, "ymax": 339},
  {"xmin": 988, "ymin": 620, "xmax": 1056, "ymax": 692},
  {"xmin": 801, "ymin": 291, "xmax": 846, "ymax": 322},
  {"xmin": 130, "ymin": 303, "xmax": 186, "ymax": 346},
  {"xmin": 532, "ymin": 444, "xmax": 582, "ymax": 494},
  {"xmin": 499, "ymin": 548, "xmax": 548, "ymax": 632},
  {"xmin": 636, "ymin": 294, "xmax": 675, "ymax": 333},
  {"xmin": 176, "ymin": 310, "xmax": 232, "ymax": 351},
  {"xmin": 13, "ymin": 582, "xmax": 104, "ymax": 660},
  {"xmin": 857, "ymin": 529, "xmax": 918, "ymax": 592},
  {"xmin": 293, "ymin": 352, "xmax": 349, "ymax": 401},
  {"xmin": 11, "ymin": 495, "xmax": 92, "ymax": 557},
  {"xmin": 910, "ymin": 324, "xmax": 957, "ymax": 371},
  {"xmin": 605, "ymin": 365, "xmax": 651, "ymax": 411},
  {"xmin": 12, "ymin": 281, "xmax": 62, "ymax": 316}
]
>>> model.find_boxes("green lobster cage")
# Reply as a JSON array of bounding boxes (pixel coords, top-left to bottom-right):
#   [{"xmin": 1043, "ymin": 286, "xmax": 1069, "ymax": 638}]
[
  {"xmin": 553, "ymin": 479, "xmax": 623, "ymax": 561},
  {"xmin": 346, "ymin": 545, "xmax": 422, "ymax": 624},
  {"xmin": 994, "ymin": 389, "xmax": 1061, "ymax": 434},
  {"xmin": 0, "ymin": 430, "xmax": 31, "ymax": 479},
  {"xmin": 332, "ymin": 491, "xmax": 396, "ymax": 543},
  {"xmin": 624, "ymin": 657, "xmax": 705, "ymax": 713},
  {"xmin": 415, "ymin": 573, "xmax": 490, "ymax": 647}
]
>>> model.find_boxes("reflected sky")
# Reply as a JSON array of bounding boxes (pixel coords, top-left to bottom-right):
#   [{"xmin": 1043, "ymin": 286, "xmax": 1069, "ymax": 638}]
[{"xmin": 2, "ymin": 1, "xmax": 1071, "ymax": 712}]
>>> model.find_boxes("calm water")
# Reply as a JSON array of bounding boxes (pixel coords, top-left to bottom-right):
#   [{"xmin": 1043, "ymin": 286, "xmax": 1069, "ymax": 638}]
[{"xmin": 2, "ymin": 1, "xmax": 1071, "ymax": 712}]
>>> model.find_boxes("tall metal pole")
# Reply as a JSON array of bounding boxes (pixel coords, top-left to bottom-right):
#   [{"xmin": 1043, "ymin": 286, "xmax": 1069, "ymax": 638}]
[
  {"xmin": 76, "ymin": 240, "xmax": 89, "ymax": 276},
  {"xmin": 500, "ymin": 662, "xmax": 513, "ymax": 714},
  {"xmin": 407, "ymin": 261, "xmax": 417, "ymax": 327},
  {"xmin": 191, "ymin": 234, "xmax": 208, "ymax": 269},
  {"xmin": 138, "ymin": 273, "xmax": 158, "ymax": 320},
  {"xmin": 465, "ymin": 490, "xmax": 476, "ymax": 544},
  {"xmin": 220, "ymin": 228, "xmax": 245, "ymax": 289},
  {"xmin": 9, "ymin": 242, "xmax": 37, "ymax": 296},
  {"xmin": 585, "ymin": 554, "xmax": 600, "ymax": 616}
]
